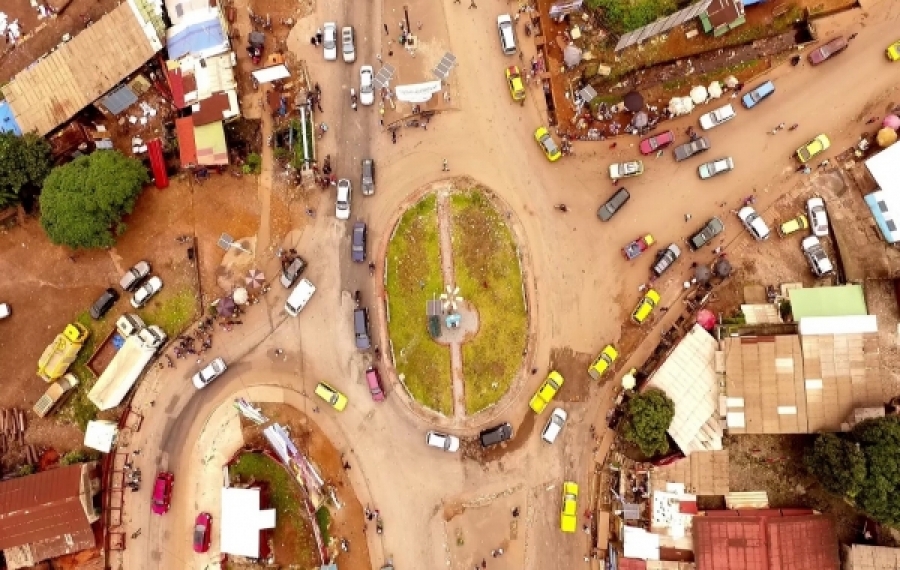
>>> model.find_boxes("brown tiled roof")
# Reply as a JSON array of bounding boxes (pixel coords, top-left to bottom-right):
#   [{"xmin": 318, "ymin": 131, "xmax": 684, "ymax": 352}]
[
  {"xmin": 192, "ymin": 92, "xmax": 230, "ymax": 126},
  {"xmin": 0, "ymin": 465, "xmax": 96, "ymax": 558},
  {"xmin": 704, "ymin": 0, "xmax": 744, "ymax": 28}
]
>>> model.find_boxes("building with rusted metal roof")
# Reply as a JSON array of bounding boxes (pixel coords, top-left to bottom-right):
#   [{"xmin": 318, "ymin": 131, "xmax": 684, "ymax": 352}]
[{"xmin": 0, "ymin": 463, "xmax": 101, "ymax": 569}]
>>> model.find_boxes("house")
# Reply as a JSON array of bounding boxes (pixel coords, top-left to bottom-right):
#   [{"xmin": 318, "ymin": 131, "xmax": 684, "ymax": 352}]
[
  {"xmin": 842, "ymin": 544, "xmax": 900, "ymax": 570},
  {"xmin": 699, "ymin": 0, "xmax": 746, "ymax": 37},
  {"xmin": 864, "ymin": 189, "xmax": 900, "ymax": 245},
  {"xmin": 0, "ymin": 463, "xmax": 102, "ymax": 569},
  {"xmin": 220, "ymin": 486, "xmax": 276, "ymax": 558},
  {"xmin": 0, "ymin": 0, "xmax": 165, "ymax": 136}
]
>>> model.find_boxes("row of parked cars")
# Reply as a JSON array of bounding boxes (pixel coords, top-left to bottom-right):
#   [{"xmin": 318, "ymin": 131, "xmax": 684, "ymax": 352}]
[{"xmin": 89, "ymin": 261, "xmax": 163, "ymax": 320}]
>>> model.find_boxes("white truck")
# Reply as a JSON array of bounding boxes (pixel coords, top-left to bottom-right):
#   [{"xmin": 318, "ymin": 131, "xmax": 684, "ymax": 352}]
[{"xmin": 87, "ymin": 325, "xmax": 167, "ymax": 410}]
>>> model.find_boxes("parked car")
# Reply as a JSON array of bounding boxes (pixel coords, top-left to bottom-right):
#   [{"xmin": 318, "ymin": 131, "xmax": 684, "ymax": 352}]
[
  {"xmin": 529, "ymin": 371, "xmax": 564, "ymax": 414},
  {"xmin": 361, "ymin": 158, "xmax": 376, "ymax": 196},
  {"xmin": 652, "ymin": 244, "xmax": 682, "ymax": 277},
  {"xmin": 351, "ymin": 221, "xmax": 367, "ymax": 263},
  {"xmin": 541, "ymin": 408, "xmax": 568, "ymax": 444},
  {"xmin": 639, "ymin": 130, "xmax": 675, "ymax": 155},
  {"xmin": 741, "ymin": 81, "xmax": 775, "ymax": 109},
  {"xmin": 496, "ymin": 14, "xmax": 517, "ymax": 55},
  {"xmin": 285, "ymin": 278, "xmax": 316, "ymax": 317},
  {"xmin": 354, "ymin": 307, "xmax": 371, "ymax": 350},
  {"xmin": 479, "ymin": 422, "xmax": 513, "ymax": 447},
  {"xmin": 587, "ymin": 345, "xmax": 618, "ymax": 380},
  {"xmin": 631, "ymin": 289, "xmax": 661, "ymax": 325},
  {"xmin": 560, "ymin": 481, "xmax": 579, "ymax": 533},
  {"xmin": 280, "ymin": 256, "xmax": 308, "ymax": 288},
  {"xmin": 807, "ymin": 197, "xmax": 829, "ymax": 237},
  {"xmin": 359, "ymin": 65, "xmax": 374, "ymax": 105},
  {"xmin": 698, "ymin": 157, "xmax": 734, "ymax": 179},
  {"xmin": 365, "ymin": 366, "xmax": 385, "ymax": 402},
  {"xmin": 505, "ymin": 65, "xmax": 526, "ymax": 101},
  {"xmin": 315, "ymin": 381, "xmax": 349, "ymax": 411},
  {"xmin": 0, "ymin": 303, "xmax": 9, "ymax": 320},
  {"xmin": 426, "ymin": 430, "xmax": 460, "ymax": 452},
  {"xmin": 802, "ymin": 236, "xmax": 834, "ymax": 277},
  {"xmin": 341, "ymin": 26, "xmax": 356, "ymax": 62},
  {"xmin": 534, "ymin": 127, "xmax": 561, "ymax": 162},
  {"xmin": 808, "ymin": 37, "xmax": 848, "ymax": 65},
  {"xmin": 323, "ymin": 22, "xmax": 338, "ymax": 61},
  {"xmin": 597, "ymin": 187, "xmax": 630, "ymax": 221},
  {"xmin": 192, "ymin": 357, "xmax": 227, "ymax": 389},
  {"xmin": 193, "ymin": 513, "xmax": 212, "ymax": 553},
  {"xmin": 778, "ymin": 214, "xmax": 809, "ymax": 237},
  {"xmin": 608, "ymin": 161, "xmax": 644, "ymax": 179},
  {"xmin": 90, "ymin": 288, "xmax": 120, "ymax": 320},
  {"xmin": 120, "ymin": 260, "xmax": 151, "ymax": 291},
  {"xmin": 699, "ymin": 104, "xmax": 736, "ymax": 130},
  {"xmin": 887, "ymin": 39, "xmax": 900, "ymax": 62},
  {"xmin": 737, "ymin": 207, "xmax": 771, "ymax": 240},
  {"xmin": 673, "ymin": 137, "xmax": 710, "ymax": 162},
  {"xmin": 131, "ymin": 276, "xmax": 163, "ymax": 308},
  {"xmin": 796, "ymin": 134, "xmax": 831, "ymax": 163},
  {"xmin": 688, "ymin": 217, "xmax": 725, "ymax": 250},
  {"xmin": 151, "ymin": 471, "xmax": 174, "ymax": 515},
  {"xmin": 336, "ymin": 178, "xmax": 352, "ymax": 220}
]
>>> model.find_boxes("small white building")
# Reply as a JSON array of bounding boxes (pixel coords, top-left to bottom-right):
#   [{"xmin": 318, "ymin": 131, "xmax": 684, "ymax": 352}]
[{"xmin": 220, "ymin": 487, "xmax": 276, "ymax": 558}]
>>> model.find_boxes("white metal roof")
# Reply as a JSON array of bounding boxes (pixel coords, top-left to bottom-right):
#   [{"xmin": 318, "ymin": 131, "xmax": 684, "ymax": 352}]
[
  {"xmin": 866, "ymin": 143, "xmax": 900, "ymax": 195},
  {"xmin": 798, "ymin": 315, "xmax": 878, "ymax": 335},
  {"xmin": 622, "ymin": 525, "xmax": 661, "ymax": 560},
  {"xmin": 83, "ymin": 420, "xmax": 118, "ymax": 453},
  {"xmin": 220, "ymin": 487, "xmax": 276, "ymax": 557}
]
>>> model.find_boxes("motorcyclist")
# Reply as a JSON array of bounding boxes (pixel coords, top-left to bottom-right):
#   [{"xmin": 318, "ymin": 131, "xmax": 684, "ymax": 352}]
[{"xmin": 350, "ymin": 88, "xmax": 358, "ymax": 111}]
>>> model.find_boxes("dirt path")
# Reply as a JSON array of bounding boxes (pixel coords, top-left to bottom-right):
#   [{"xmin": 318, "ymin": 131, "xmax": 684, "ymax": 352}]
[{"xmin": 435, "ymin": 188, "xmax": 466, "ymax": 419}]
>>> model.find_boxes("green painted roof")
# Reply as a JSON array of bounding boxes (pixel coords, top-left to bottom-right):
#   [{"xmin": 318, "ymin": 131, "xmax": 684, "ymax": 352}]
[{"xmin": 789, "ymin": 285, "xmax": 868, "ymax": 319}]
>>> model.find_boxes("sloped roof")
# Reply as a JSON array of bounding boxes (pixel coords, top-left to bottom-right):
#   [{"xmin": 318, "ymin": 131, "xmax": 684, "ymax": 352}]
[
  {"xmin": 651, "ymin": 450, "xmax": 730, "ymax": 495},
  {"xmin": 220, "ymin": 487, "xmax": 276, "ymax": 557},
  {"xmin": 175, "ymin": 117, "xmax": 197, "ymax": 166},
  {"xmin": 166, "ymin": 63, "xmax": 187, "ymax": 109},
  {"xmin": 0, "ymin": 1, "xmax": 163, "ymax": 135},
  {"xmin": 194, "ymin": 122, "xmax": 228, "ymax": 166},
  {"xmin": 703, "ymin": 0, "xmax": 745, "ymax": 28},
  {"xmin": 0, "ymin": 465, "xmax": 96, "ymax": 559},
  {"xmin": 788, "ymin": 285, "xmax": 867, "ymax": 319},
  {"xmin": 167, "ymin": 16, "xmax": 229, "ymax": 60},
  {"xmin": 845, "ymin": 544, "xmax": 900, "ymax": 570}
]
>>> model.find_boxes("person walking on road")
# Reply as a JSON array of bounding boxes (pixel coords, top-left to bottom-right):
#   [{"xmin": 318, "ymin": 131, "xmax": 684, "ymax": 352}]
[
  {"xmin": 384, "ymin": 23, "xmax": 389, "ymax": 34},
  {"xmin": 442, "ymin": 158, "xmax": 449, "ymax": 171},
  {"xmin": 469, "ymin": 0, "xmax": 477, "ymax": 8}
]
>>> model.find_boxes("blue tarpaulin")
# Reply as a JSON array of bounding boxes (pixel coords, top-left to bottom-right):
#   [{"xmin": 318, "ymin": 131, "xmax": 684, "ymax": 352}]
[
  {"xmin": 167, "ymin": 17, "xmax": 227, "ymax": 60},
  {"xmin": 742, "ymin": 0, "xmax": 768, "ymax": 5},
  {"xmin": 0, "ymin": 101, "xmax": 22, "ymax": 135}
]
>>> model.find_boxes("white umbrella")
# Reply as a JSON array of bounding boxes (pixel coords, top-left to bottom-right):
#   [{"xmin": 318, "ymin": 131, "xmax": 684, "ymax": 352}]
[
  {"xmin": 563, "ymin": 44, "xmax": 582, "ymax": 68},
  {"xmin": 690, "ymin": 85, "xmax": 708, "ymax": 104},
  {"xmin": 680, "ymin": 96, "xmax": 695, "ymax": 113},
  {"xmin": 232, "ymin": 287, "xmax": 249, "ymax": 305},
  {"xmin": 668, "ymin": 97, "xmax": 685, "ymax": 116},
  {"xmin": 621, "ymin": 370, "xmax": 637, "ymax": 390},
  {"xmin": 708, "ymin": 81, "xmax": 723, "ymax": 98},
  {"xmin": 724, "ymin": 75, "xmax": 739, "ymax": 88}
]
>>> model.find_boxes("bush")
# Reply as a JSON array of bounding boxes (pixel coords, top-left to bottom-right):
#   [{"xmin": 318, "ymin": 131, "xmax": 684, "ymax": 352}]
[
  {"xmin": 61, "ymin": 448, "xmax": 98, "ymax": 465},
  {"xmin": 586, "ymin": 0, "xmax": 678, "ymax": 35},
  {"xmin": 244, "ymin": 153, "xmax": 262, "ymax": 174},
  {"xmin": 16, "ymin": 464, "xmax": 35, "ymax": 477},
  {"xmin": 622, "ymin": 388, "xmax": 675, "ymax": 457},
  {"xmin": 315, "ymin": 506, "xmax": 331, "ymax": 543}
]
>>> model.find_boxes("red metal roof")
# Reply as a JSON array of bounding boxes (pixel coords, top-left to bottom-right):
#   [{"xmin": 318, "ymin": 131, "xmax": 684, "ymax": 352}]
[
  {"xmin": 166, "ymin": 66, "xmax": 186, "ymax": 109},
  {"xmin": 694, "ymin": 510, "xmax": 839, "ymax": 570},
  {"xmin": 619, "ymin": 558, "xmax": 648, "ymax": 570},
  {"xmin": 175, "ymin": 117, "xmax": 197, "ymax": 167},
  {"xmin": 147, "ymin": 138, "xmax": 169, "ymax": 189}
]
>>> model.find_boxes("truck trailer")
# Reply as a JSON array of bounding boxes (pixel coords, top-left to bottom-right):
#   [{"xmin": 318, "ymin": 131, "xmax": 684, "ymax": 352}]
[{"xmin": 87, "ymin": 326, "xmax": 167, "ymax": 410}]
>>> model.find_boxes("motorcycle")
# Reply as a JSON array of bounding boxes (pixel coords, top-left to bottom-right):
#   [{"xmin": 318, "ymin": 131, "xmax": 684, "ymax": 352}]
[
  {"xmin": 350, "ymin": 88, "xmax": 358, "ymax": 111},
  {"xmin": 369, "ymin": 262, "xmax": 376, "ymax": 276},
  {"xmin": 554, "ymin": 204, "xmax": 568, "ymax": 212}
]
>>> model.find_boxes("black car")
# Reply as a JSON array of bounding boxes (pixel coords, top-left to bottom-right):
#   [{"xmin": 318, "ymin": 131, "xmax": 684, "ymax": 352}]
[
  {"xmin": 90, "ymin": 288, "xmax": 120, "ymax": 320},
  {"xmin": 351, "ymin": 221, "xmax": 367, "ymax": 263},
  {"xmin": 479, "ymin": 422, "xmax": 513, "ymax": 447},
  {"xmin": 354, "ymin": 307, "xmax": 371, "ymax": 350},
  {"xmin": 673, "ymin": 137, "xmax": 710, "ymax": 162},
  {"xmin": 597, "ymin": 188, "xmax": 630, "ymax": 221},
  {"xmin": 652, "ymin": 244, "xmax": 682, "ymax": 277},
  {"xmin": 688, "ymin": 217, "xmax": 725, "ymax": 251}
]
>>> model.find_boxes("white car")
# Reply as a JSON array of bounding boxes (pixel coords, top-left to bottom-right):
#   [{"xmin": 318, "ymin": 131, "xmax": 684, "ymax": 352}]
[
  {"xmin": 130, "ymin": 276, "xmax": 163, "ymax": 308},
  {"xmin": 426, "ymin": 431, "xmax": 460, "ymax": 452},
  {"xmin": 737, "ymin": 206, "xmax": 771, "ymax": 240},
  {"xmin": 341, "ymin": 26, "xmax": 355, "ymax": 63},
  {"xmin": 699, "ymin": 104, "xmax": 736, "ymax": 130},
  {"xmin": 323, "ymin": 22, "xmax": 338, "ymax": 61},
  {"xmin": 192, "ymin": 357, "xmax": 227, "ymax": 389},
  {"xmin": 335, "ymin": 179, "xmax": 351, "ymax": 220},
  {"xmin": 359, "ymin": 66, "xmax": 375, "ymax": 106},
  {"xmin": 802, "ymin": 236, "xmax": 834, "ymax": 276},
  {"xmin": 807, "ymin": 197, "xmax": 829, "ymax": 237},
  {"xmin": 541, "ymin": 408, "xmax": 568, "ymax": 444},
  {"xmin": 608, "ymin": 161, "xmax": 644, "ymax": 179},
  {"xmin": 698, "ymin": 157, "xmax": 734, "ymax": 179}
]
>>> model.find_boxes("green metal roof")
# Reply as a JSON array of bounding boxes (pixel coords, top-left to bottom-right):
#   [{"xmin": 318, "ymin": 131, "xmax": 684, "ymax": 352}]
[{"xmin": 789, "ymin": 285, "xmax": 868, "ymax": 319}]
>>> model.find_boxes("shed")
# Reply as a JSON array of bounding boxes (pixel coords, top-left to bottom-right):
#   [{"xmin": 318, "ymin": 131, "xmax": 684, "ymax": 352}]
[
  {"xmin": 175, "ymin": 117, "xmax": 197, "ymax": 166},
  {"xmin": 220, "ymin": 487, "xmax": 276, "ymax": 558},
  {"xmin": 788, "ymin": 285, "xmax": 867, "ymax": 319},
  {"xmin": 699, "ymin": 0, "xmax": 746, "ymax": 36},
  {"xmin": 84, "ymin": 420, "xmax": 119, "ymax": 453}
]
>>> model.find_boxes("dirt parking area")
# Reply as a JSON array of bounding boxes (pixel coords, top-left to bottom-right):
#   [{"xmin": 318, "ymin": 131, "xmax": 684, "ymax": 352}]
[{"xmin": 443, "ymin": 488, "xmax": 527, "ymax": 570}]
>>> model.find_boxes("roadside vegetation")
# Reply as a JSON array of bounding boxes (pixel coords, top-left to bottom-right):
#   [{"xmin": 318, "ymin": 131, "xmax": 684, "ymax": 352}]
[
  {"xmin": 449, "ymin": 191, "xmax": 527, "ymax": 414},
  {"xmin": 385, "ymin": 194, "xmax": 453, "ymax": 415},
  {"xmin": 587, "ymin": 0, "xmax": 677, "ymax": 35},
  {"xmin": 136, "ymin": 286, "xmax": 198, "ymax": 338},
  {"xmin": 622, "ymin": 388, "xmax": 675, "ymax": 457},
  {"xmin": 62, "ymin": 311, "xmax": 106, "ymax": 431}
]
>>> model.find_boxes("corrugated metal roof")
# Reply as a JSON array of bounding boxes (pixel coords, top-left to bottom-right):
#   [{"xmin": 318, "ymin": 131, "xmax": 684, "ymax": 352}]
[
  {"xmin": 175, "ymin": 116, "xmax": 197, "ymax": 166},
  {"xmin": 100, "ymin": 84, "xmax": 139, "ymax": 115},
  {"xmin": 652, "ymin": 450, "xmax": 730, "ymax": 495},
  {"xmin": 788, "ymin": 285, "xmax": 868, "ymax": 319},
  {"xmin": 166, "ymin": 63, "xmax": 187, "ymax": 109},
  {"xmin": 166, "ymin": 16, "xmax": 228, "ymax": 60},
  {"xmin": 194, "ymin": 122, "xmax": 228, "ymax": 166},
  {"xmin": 0, "ymin": 2, "xmax": 162, "ymax": 135},
  {"xmin": 845, "ymin": 544, "xmax": 900, "ymax": 570}
]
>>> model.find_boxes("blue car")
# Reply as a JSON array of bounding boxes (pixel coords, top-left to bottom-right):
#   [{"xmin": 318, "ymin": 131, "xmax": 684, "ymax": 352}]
[{"xmin": 741, "ymin": 81, "xmax": 775, "ymax": 109}]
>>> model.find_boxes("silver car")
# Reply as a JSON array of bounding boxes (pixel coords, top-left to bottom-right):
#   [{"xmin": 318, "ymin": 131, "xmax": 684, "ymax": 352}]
[
  {"xmin": 323, "ymin": 22, "xmax": 337, "ymax": 61},
  {"xmin": 120, "ymin": 260, "xmax": 151, "ymax": 292},
  {"xmin": 341, "ymin": 26, "xmax": 355, "ymax": 63},
  {"xmin": 130, "ymin": 276, "xmax": 163, "ymax": 308},
  {"xmin": 807, "ymin": 197, "xmax": 829, "ymax": 237},
  {"xmin": 192, "ymin": 357, "xmax": 227, "ymax": 389},
  {"xmin": 335, "ymin": 179, "xmax": 351, "ymax": 220},
  {"xmin": 540, "ymin": 408, "xmax": 568, "ymax": 444},
  {"xmin": 698, "ymin": 157, "xmax": 734, "ymax": 179},
  {"xmin": 426, "ymin": 431, "xmax": 460, "ymax": 452}
]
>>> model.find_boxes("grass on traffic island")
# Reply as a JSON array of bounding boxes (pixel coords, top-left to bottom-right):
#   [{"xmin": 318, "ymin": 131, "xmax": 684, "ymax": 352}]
[
  {"xmin": 385, "ymin": 194, "xmax": 454, "ymax": 415},
  {"xmin": 449, "ymin": 191, "xmax": 528, "ymax": 414},
  {"xmin": 229, "ymin": 452, "xmax": 318, "ymax": 566}
]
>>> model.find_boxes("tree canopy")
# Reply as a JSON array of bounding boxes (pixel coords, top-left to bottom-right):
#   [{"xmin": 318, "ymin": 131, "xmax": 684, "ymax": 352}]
[
  {"xmin": 806, "ymin": 416, "xmax": 900, "ymax": 525},
  {"xmin": 40, "ymin": 151, "xmax": 149, "ymax": 249},
  {"xmin": 0, "ymin": 131, "xmax": 52, "ymax": 210},
  {"xmin": 622, "ymin": 388, "xmax": 675, "ymax": 457}
]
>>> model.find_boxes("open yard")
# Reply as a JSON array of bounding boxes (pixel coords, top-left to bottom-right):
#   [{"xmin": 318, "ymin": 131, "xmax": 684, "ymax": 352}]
[
  {"xmin": 385, "ymin": 194, "xmax": 454, "ymax": 415},
  {"xmin": 450, "ymin": 191, "xmax": 528, "ymax": 414}
]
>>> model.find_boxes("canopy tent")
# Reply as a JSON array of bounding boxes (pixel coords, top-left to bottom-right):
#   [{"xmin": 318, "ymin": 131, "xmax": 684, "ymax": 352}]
[
  {"xmin": 623, "ymin": 91, "xmax": 644, "ymax": 112},
  {"xmin": 564, "ymin": 44, "xmax": 583, "ymax": 67},
  {"xmin": 882, "ymin": 115, "xmax": 900, "ymax": 129},
  {"xmin": 690, "ymin": 85, "xmax": 708, "ymax": 104},
  {"xmin": 708, "ymin": 81, "xmax": 723, "ymax": 99},
  {"xmin": 632, "ymin": 111, "xmax": 649, "ymax": 128},
  {"xmin": 877, "ymin": 127, "xmax": 897, "ymax": 148},
  {"xmin": 217, "ymin": 296, "xmax": 237, "ymax": 317}
]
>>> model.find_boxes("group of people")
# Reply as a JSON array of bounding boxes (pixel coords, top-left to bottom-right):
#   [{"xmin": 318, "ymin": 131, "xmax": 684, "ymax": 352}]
[{"xmin": 171, "ymin": 323, "xmax": 215, "ymax": 363}]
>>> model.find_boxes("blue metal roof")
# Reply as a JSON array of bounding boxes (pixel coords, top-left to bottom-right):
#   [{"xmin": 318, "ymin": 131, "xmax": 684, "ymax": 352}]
[
  {"xmin": 742, "ymin": 0, "xmax": 767, "ymax": 5},
  {"xmin": 167, "ymin": 17, "xmax": 227, "ymax": 60},
  {"xmin": 100, "ymin": 84, "xmax": 139, "ymax": 115},
  {"xmin": 0, "ymin": 101, "xmax": 22, "ymax": 135}
]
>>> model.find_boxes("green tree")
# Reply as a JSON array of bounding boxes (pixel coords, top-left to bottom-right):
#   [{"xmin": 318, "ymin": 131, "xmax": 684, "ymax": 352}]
[
  {"xmin": 803, "ymin": 433, "xmax": 865, "ymax": 497},
  {"xmin": 39, "ymin": 151, "xmax": 149, "ymax": 248},
  {"xmin": 0, "ymin": 131, "xmax": 52, "ymax": 210},
  {"xmin": 622, "ymin": 388, "xmax": 675, "ymax": 457}
]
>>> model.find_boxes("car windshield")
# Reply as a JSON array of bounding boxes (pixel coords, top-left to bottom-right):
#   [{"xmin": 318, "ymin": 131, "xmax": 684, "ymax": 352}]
[
  {"xmin": 542, "ymin": 136, "xmax": 558, "ymax": 154},
  {"xmin": 361, "ymin": 75, "xmax": 373, "ymax": 93},
  {"xmin": 324, "ymin": 30, "xmax": 335, "ymax": 49},
  {"xmin": 194, "ymin": 526, "xmax": 205, "ymax": 542}
]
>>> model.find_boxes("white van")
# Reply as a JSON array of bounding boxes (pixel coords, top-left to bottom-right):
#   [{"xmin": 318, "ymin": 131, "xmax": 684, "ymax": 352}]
[
  {"xmin": 497, "ymin": 15, "xmax": 516, "ymax": 55},
  {"xmin": 285, "ymin": 278, "xmax": 317, "ymax": 316}
]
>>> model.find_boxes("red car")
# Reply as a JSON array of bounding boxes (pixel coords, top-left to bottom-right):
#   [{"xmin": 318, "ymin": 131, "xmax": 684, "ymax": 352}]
[
  {"xmin": 808, "ymin": 37, "xmax": 848, "ymax": 65},
  {"xmin": 639, "ymin": 130, "xmax": 675, "ymax": 155},
  {"xmin": 151, "ymin": 472, "xmax": 174, "ymax": 515},
  {"xmin": 193, "ymin": 512, "xmax": 212, "ymax": 553}
]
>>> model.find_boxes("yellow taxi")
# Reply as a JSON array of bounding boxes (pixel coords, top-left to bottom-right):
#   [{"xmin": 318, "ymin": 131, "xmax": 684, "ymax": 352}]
[
  {"xmin": 505, "ymin": 65, "xmax": 526, "ymax": 102},
  {"xmin": 529, "ymin": 371, "xmax": 564, "ymax": 414},
  {"xmin": 560, "ymin": 481, "xmax": 579, "ymax": 533},
  {"xmin": 314, "ymin": 382, "xmax": 348, "ymax": 411},
  {"xmin": 631, "ymin": 289, "xmax": 661, "ymax": 324},
  {"xmin": 796, "ymin": 134, "xmax": 830, "ymax": 163},
  {"xmin": 534, "ymin": 127, "xmax": 562, "ymax": 162},
  {"xmin": 778, "ymin": 214, "xmax": 809, "ymax": 237},
  {"xmin": 588, "ymin": 345, "xmax": 618, "ymax": 380},
  {"xmin": 887, "ymin": 40, "xmax": 900, "ymax": 61}
]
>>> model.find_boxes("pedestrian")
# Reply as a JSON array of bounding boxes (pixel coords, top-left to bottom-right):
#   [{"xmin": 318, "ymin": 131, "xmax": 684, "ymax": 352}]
[
  {"xmin": 482, "ymin": 560, "xmax": 487, "ymax": 569},
  {"xmin": 417, "ymin": 21, "xmax": 423, "ymax": 30},
  {"xmin": 849, "ymin": 32, "xmax": 858, "ymax": 40},
  {"xmin": 388, "ymin": 50, "xmax": 394, "ymax": 56},
  {"xmin": 343, "ymin": 461, "xmax": 351, "ymax": 470},
  {"xmin": 497, "ymin": 548, "xmax": 504, "ymax": 556},
  {"xmin": 469, "ymin": 0, "xmax": 477, "ymax": 8},
  {"xmin": 531, "ymin": 368, "xmax": 537, "ymax": 375},
  {"xmin": 384, "ymin": 23, "xmax": 390, "ymax": 34},
  {"xmin": 609, "ymin": 142, "xmax": 617, "ymax": 149},
  {"xmin": 492, "ymin": 550, "xmax": 498, "ymax": 558},
  {"xmin": 684, "ymin": 213, "xmax": 692, "ymax": 221},
  {"xmin": 660, "ymin": 306, "xmax": 669, "ymax": 313},
  {"xmin": 866, "ymin": 116, "xmax": 878, "ymax": 124},
  {"xmin": 376, "ymin": 53, "xmax": 382, "ymax": 63},
  {"xmin": 512, "ymin": 507, "xmax": 520, "ymax": 517},
  {"xmin": 379, "ymin": 107, "xmax": 385, "ymax": 126},
  {"xmin": 442, "ymin": 158, "xmax": 449, "ymax": 171}
]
